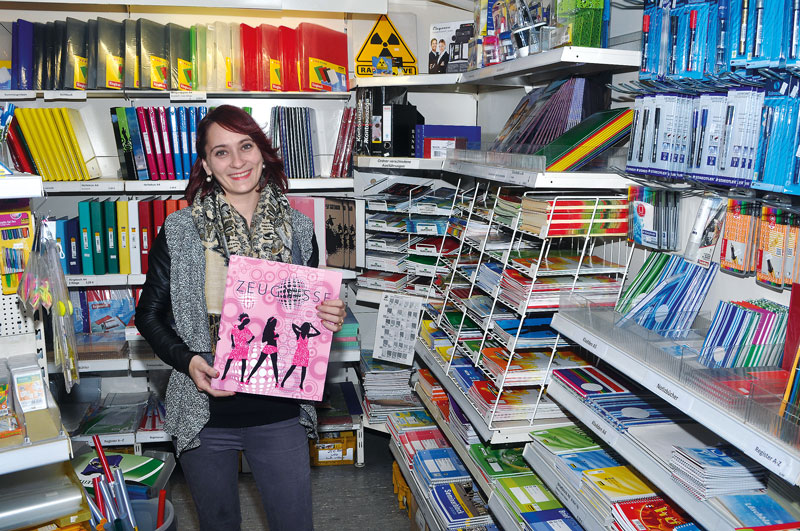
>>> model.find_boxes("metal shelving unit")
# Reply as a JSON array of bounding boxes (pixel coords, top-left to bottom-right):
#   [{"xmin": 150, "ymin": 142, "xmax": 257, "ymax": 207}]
[
  {"xmin": 552, "ymin": 311, "xmax": 800, "ymax": 485},
  {"xmin": 43, "ymin": 177, "xmax": 355, "ymax": 194},
  {"xmin": 355, "ymin": 157, "xmax": 445, "ymax": 172},
  {"xmin": 0, "ymin": 436, "xmax": 72, "ymax": 475},
  {"xmin": 1, "ymin": 174, "xmax": 44, "ymax": 198},
  {"xmin": 389, "ymin": 440, "xmax": 439, "ymax": 531},
  {"xmin": 0, "ymin": 89, "xmax": 351, "ymax": 101},
  {"xmin": 547, "ymin": 380, "xmax": 739, "ymax": 530},
  {"xmin": 442, "ymin": 159, "xmax": 634, "ymax": 189}
]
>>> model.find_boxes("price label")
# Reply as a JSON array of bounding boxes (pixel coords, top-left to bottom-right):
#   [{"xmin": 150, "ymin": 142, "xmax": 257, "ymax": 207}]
[
  {"xmin": 0, "ymin": 90, "xmax": 36, "ymax": 100},
  {"xmin": 130, "ymin": 180, "xmax": 186, "ymax": 191},
  {"xmin": 644, "ymin": 373, "xmax": 695, "ymax": 413},
  {"xmin": 77, "ymin": 362, "xmax": 91, "ymax": 371},
  {"xmin": 43, "ymin": 90, "xmax": 87, "ymax": 101},
  {"xmin": 100, "ymin": 435, "xmax": 129, "ymax": 446},
  {"xmin": 372, "ymin": 158, "xmax": 420, "ymax": 170},
  {"xmin": 416, "ymin": 224, "xmax": 438, "ymax": 235},
  {"xmin": 170, "ymin": 91, "xmax": 206, "ymax": 102},
  {"xmin": 508, "ymin": 169, "xmax": 529, "ymax": 185},
  {"xmin": 415, "ymin": 204, "xmax": 437, "ymax": 215}
]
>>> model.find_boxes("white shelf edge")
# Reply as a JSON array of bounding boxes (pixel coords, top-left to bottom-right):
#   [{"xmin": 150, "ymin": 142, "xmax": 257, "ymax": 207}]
[
  {"xmin": 522, "ymin": 444, "xmax": 613, "ymax": 530},
  {"xmin": 0, "ymin": 436, "xmax": 71, "ymax": 475},
  {"xmin": 66, "ymin": 274, "xmax": 129, "ymax": 288},
  {"xmin": 2, "ymin": 174, "xmax": 44, "ymax": 198},
  {"xmin": 43, "ymin": 178, "xmax": 125, "ymax": 193},
  {"xmin": 351, "ymin": 73, "xmax": 463, "ymax": 88},
  {"xmin": 43, "ymin": 177, "xmax": 353, "ymax": 194},
  {"xmin": 48, "ymin": 358, "xmax": 129, "ymax": 373},
  {"xmin": 7, "ymin": 89, "xmax": 350, "ymax": 100},
  {"xmin": 443, "ymin": 159, "xmax": 633, "ymax": 189},
  {"xmin": 135, "ymin": 430, "xmax": 171, "ymax": 443},
  {"xmin": 552, "ymin": 311, "xmax": 800, "ymax": 486},
  {"xmin": 124, "ymin": 180, "xmax": 188, "ymax": 192},
  {"xmin": 73, "ymin": 432, "xmax": 137, "ymax": 446},
  {"xmin": 355, "ymin": 157, "xmax": 444, "ymax": 171},
  {"xmin": 547, "ymin": 381, "xmax": 739, "ymax": 531},
  {"xmin": 287, "ymin": 178, "xmax": 355, "ymax": 190},
  {"xmin": 129, "ymin": 358, "xmax": 171, "ymax": 371},
  {"xmin": 389, "ymin": 440, "xmax": 440, "ymax": 531}
]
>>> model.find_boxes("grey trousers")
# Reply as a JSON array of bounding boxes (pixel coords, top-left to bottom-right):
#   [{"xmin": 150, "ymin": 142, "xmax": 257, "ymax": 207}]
[{"xmin": 179, "ymin": 417, "xmax": 313, "ymax": 531}]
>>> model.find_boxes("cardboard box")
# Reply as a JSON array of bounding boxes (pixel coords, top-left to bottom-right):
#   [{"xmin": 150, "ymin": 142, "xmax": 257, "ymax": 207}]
[{"xmin": 309, "ymin": 430, "xmax": 356, "ymax": 466}]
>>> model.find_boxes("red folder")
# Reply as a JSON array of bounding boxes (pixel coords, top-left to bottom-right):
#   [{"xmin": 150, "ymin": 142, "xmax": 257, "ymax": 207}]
[
  {"xmin": 260, "ymin": 24, "xmax": 281, "ymax": 91},
  {"xmin": 240, "ymin": 24, "xmax": 262, "ymax": 92},
  {"xmin": 177, "ymin": 199, "xmax": 189, "ymax": 210},
  {"xmin": 138, "ymin": 200, "xmax": 153, "ymax": 274},
  {"xmin": 296, "ymin": 23, "xmax": 348, "ymax": 92},
  {"xmin": 136, "ymin": 107, "xmax": 159, "ymax": 180},
  {"xmin": 157, "ymin": 106, "xmax": 176, "ymax": 180},
  {"xmin": 278, "ymin": 26, "xmax": 299, "ymax": 92},
  {"xmin": 165, "ymin": 199, "xmax": 178, "ymax": 218},
  {"xmin": 147, "ymin": 107, "xmax": 167, "ymax": 180},
  {"xmin": 6, "ymin": 118, "xmax": 36, "ymax": 174},
  {"xmin": 151, "ymin": 199, "xmax": 166, "ymax": 236}
]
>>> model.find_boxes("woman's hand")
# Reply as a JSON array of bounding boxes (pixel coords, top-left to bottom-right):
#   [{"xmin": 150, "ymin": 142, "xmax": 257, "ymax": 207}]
[
  {"xmin": 317, "ymin": 298, "xmax": 347, "ymax": 333},
  {"xmin": 188, "ymin": 355, "xmax": 235, "ymax": 397}
]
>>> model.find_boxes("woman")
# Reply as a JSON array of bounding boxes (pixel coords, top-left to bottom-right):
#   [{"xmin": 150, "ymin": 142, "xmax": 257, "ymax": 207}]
[
  {"xmin": 280, "ymin": 322, "xmax": 321, "ymax": 390},
  {"xmin": 135, "ymin": 104, "xmax": 346, "ymax": 531},
  {"xmin": 221, "ymin": 313, "xmax": 255, "ymax": 382},
  {"xmin": 247, "ymin": 316, "xmax": 280, "ymax": 385}
]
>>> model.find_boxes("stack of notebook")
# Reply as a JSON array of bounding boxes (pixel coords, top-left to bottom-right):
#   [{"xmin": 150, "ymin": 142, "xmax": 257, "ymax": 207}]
[
  {"xmin": 430, "ymin": 482, "xmax": 494, "ymax": 530},
  {"xmin": 359, "ymin": 350, "xmax": 422, "ymax": 424},
  {"xmin": 520, "ymin": 196, "xmax": 628, "ymax": 238},
  {"xmin": 669, "ymin": 445, "xmax": 768, "ymax": 499},
  {"xmin": 412, "ymin": 447, "xmax": 471, "ymax": 488}
]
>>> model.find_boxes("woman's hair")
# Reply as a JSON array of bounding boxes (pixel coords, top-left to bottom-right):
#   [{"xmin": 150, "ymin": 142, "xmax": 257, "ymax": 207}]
[{"xmin": 185, "ymin": 104, "xmax": 288, "ymax": 203}]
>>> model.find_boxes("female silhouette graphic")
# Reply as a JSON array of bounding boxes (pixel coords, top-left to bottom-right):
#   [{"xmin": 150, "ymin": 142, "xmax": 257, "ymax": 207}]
[
  {"xmin": 221, "ymin": 313, "xmax": 255, "ymax": 383},
  {"xmin": 280, "ymin": 322, "xmax": 321, "ymax": 390},
  {"xmin": 247, "ymin": 316, "xmax": 280, "ymax": 385}
]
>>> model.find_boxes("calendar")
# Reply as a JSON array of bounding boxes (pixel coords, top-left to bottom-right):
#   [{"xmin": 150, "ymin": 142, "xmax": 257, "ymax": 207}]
[{"xmin": 372, "ymin": 293, "xmax": 423, "ymax": 366}]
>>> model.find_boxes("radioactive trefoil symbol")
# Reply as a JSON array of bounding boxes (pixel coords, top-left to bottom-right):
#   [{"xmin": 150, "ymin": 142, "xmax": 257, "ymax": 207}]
[{"xmin": 370, "ymin": 31, "xmax": 402, "ymax": 58}]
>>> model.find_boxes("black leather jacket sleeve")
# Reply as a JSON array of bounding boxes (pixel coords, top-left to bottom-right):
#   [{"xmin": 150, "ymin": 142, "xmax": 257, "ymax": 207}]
[
  {"xmin": 134, "ymin": 231, "xmax": 195, "ymax": 375},
  {"xmin": 135, "ymin": 229, "xmax": 320, "ymax": 375}
]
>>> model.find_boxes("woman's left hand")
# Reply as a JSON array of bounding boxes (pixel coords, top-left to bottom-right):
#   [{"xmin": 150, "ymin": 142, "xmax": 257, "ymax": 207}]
[{"xmin": 317, "ymin": 298, "xmax": 347, "ymax": 333}]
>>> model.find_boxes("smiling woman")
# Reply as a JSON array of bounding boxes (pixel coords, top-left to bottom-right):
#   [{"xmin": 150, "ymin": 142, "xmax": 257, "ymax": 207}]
[{"xmin": 135, "ymin": 104, "xmax": 347, "ymax": 530}]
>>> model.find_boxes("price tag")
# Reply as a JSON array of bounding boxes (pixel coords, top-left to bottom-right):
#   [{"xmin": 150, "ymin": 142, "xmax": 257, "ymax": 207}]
[
  {"xmin": 750, "ymin": 439, "xmax": 799, "ymax": 481},
  {"xmin": 170, "ymin": 90, "xmax": 206, "ymax": 102},
  {"xmin": 416, "ymin": 224, "xmax": 438, "ymax": 235},
  {"xmin": 0, "ymin": 90, "xmax": 36, "ymax": 100},
  {"xmin": 508, "ymin": 169, "xmax": 529, "ymax": 185},
  {"xmin": 644, "ymin": 372, "xmax": 695, "ymax": 413},
  {"xmin": 100, "ymin": 435, "xmax": 129, "ymax": 446},
  {"xmin": 373, "ymin": 158, "xmax": 420, "ymax": 170},
  {"xmin": 77, "ymin": 362, "xmax": 91, "ymax": 371},
  {"xmin": 487, "ymin": 169, "xmax": 508, "ymax": 182},
  {"xmin": 130, "ymin": 180, "xmax": 186, "ymax": 191},
  {"xmin": 415, "ymin": 204, "xmax": 437, "ymax": 215},
  {"xmin": 43, "ymin": 90, "xmax": 87, "ymax": 101}
]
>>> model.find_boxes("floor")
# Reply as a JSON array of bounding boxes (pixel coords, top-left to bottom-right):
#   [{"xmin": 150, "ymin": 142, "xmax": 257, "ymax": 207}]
[{"xmin": 169, "ymin": 430, "xmax": 411, "ymax": 530}]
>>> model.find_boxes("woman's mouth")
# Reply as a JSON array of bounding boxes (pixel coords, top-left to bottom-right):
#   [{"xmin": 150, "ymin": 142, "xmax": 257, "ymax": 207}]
[{"xmin": 229, "ymin": 169, "xmax": 251, "ymax": 180}]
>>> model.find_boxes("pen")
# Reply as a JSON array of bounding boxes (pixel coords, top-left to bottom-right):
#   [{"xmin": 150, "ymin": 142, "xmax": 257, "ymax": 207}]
[
  {"xmin": 757, "ymin": 106, "xmax": 774, "ymax": 182},
  {"xmin": 717, "ymin": 0, "xmax": 729, "ymax": 68},
  {"xmin": 99, "ymin": 479, "xmax": 119, "ymax": 522},
  {"xmin": 638, "ymin": 108, "xmax": 650, "ymax": 162},
  {"xmin": 696, "ymin": 108, "xmax": 708, "ymax": 169},
  {"xmin": 753, "ymin": 0, "xmax": 764, "ymax": 57},
  {"xmin": 651, "ymin": 107, "xmax": 661, "ymax": 163},
  {"xmin": 739, "ymin": 0, "xmax": 749, "ymax": 55},
  {"xmin": 641, "ymin": 15, "xmax": 650, "ymax": 72},
  {"xmin": 628, "ymin": 109, "xmax": 639, "ymax": 161},
  {"xmin": 688, "ymin": 108, "xmax": 699, "ymax": 168},
  {"xmin": 157, "ymin": 489, "xmax": 167, "ymax": 528},
  {"xmin": 92, "ymin": 435, "xmax": 115, "ymax": 483},
  {"xmin": 93, "ymin": 477, "xmax": 106, "ymax": 519},
  {"xmin": 113, "ymin": 467, "xmax": 137, "ymax": 531},
  {"xmin": 792, "ymin": 0, "xmax": 800, "ymax": 59},
  {"xmin": 687, "ymin": 10, "xmax": 698, "ymax": 71},
  {"xmin": 719, "ymin": 104, "xmax": 735, "ymax": 171},
  {"xmin": 669, "ymin": 15, "xmax": 679, "ymax": 74}
]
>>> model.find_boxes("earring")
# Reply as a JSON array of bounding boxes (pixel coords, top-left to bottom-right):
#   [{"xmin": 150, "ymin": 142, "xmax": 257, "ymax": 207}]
[{"xmin": 206, "ymin": 174, "xmax": 212, "ymax": 183}]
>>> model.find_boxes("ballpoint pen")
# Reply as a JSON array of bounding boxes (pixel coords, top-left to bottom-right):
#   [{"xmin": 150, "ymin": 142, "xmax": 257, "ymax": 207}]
[
  {"xmin": 696, "ymin": 108, "xmax": 708, "ymax": 169},
  {"xmin": 756, "ymin": 106, "xmax": 774, "ymax": 182},
  {"xmin": 651, "ymin": 107, "xmax": 661, "ymax": 164},
  {"xmin": 638, "ymin": 108, "xmax": 650, "ymax": 162},
  {"xmin": 641, "ymin": 15, "xmax": 650, "ymax": 72},
  {"xmin": 717, "ymin": 0, "xmax": 729, "ymax": 68},
  {"xmin": 753, "ymin": 0, "xmax": 764, "ymax": 57},
  {"xmin": 687, "ymin": 10, "xmax": 698, "ymax": 71},
  {"xmin": 739, "ymin": 0, "xmax": 749, "ymax": 56},
  {"xmin": 669, "ymin": 15, "xmax": 679, "ymax": 74},
  {"xmin": 628, "ymin": 108, "xmax": 639, "ymax": 161}
]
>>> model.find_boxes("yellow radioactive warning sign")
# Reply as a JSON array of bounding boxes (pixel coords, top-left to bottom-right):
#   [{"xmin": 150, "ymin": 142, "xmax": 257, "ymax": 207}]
[{"xmin": 355, "ymin": 14, "xmax": 417, "ymax": 77}]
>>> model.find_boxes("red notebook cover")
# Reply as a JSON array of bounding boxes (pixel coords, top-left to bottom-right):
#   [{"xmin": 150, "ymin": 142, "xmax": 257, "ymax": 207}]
[
  {"xmin": 138, "ymin": 200, "xmax": 153, "ymax": 274},
  {"xmin": 136, "ymin": 107, "xmax": 159, "ymax": 180},
  {"xmin": 260, "ymin": 24, "xmax": 281, "ymax": 91},
  {"xmin": 296, "ymin": 23, "xmax": 348, "ymax": 92},
  {"xmin": 278, "ymin": 26, "xmax": 299, "ymax": 92},
  {"xmin": 146, "ymin": 107, "xmax": 167, "ymax": 180},
  {"xmin": 151, "ymin": 199, "xmax": 166, "ymax": 236},
  {"xmin": 613, "ymin": 497, "xmax": 688, "ymax": 531},
  {"xmin": 240, "ymin": 24, "xmax": 262, "ymax": 92},
  {"xmin": 157, "ymin": 107, "xmax": 176, "ymax": 180}
]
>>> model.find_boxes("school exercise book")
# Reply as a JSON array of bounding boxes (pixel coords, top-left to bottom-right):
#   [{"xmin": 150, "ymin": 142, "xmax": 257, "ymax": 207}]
[{"xmin": 210, "ymin": 255, "xmax": 342, "ymax": 401}]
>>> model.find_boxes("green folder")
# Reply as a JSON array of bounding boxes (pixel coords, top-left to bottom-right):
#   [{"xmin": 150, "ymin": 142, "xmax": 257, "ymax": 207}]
[
  {"xmin": 103, "ymin": 200, "xmax": 119, "ymax": 274},
  {"xmin": 89, "ymin": 200, "xmax": 106, "ymax": 275},
  {"xmin": 77, "ymin": 201, "xmax": 94, "ymax": 275}
]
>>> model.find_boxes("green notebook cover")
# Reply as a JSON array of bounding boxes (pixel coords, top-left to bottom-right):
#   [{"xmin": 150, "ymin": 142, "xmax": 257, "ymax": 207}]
[
  {"xmin": 77, "ymin": 201, "xmax": 94, "ymax": 275},
  {"xmin": 89, "ymin": 200, "xmax": 106, "ymax": 275},
  {"xmin": 468, "ymin": 444, "xmax": 530, "ymax": 478},
  {"xmin": 530, "ymin": 425, "xmax": 600, "ymax": 454},
  {"xmin": 166, "ymin": 23, "xmax": 191, "ymax": 91},
  {"xmin": 103, "ymin": 200, "xmax": 119, "ymax": 274},
  {"xmin": 497, "ymin": 474, "xmax": 563, "ymax": 513},
  {"xmin": 73, "ymin": 451, "xmax": 165, "ymax": 489}
]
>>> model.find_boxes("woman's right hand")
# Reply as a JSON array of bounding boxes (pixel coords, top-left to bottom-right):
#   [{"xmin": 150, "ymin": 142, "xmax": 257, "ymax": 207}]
[{"xmin": 188, "ymin": 355, "xmax": 235, "ymax": 397}]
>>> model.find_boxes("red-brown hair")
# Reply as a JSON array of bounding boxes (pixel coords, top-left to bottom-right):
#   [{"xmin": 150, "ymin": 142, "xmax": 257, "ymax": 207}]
[{"xmin": 185, "ymin": 104, "xmax": 288, "ymax": 203}]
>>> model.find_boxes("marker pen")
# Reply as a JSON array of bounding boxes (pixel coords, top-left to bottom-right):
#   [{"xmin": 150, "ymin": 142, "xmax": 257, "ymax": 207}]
[
  {"xmin": 651, "ymin": 107, "xmax": 661, "ymax": 163},
  {"xmin": 688, "ymin": 108, "xmax": 699, "ymax": 168},
  {"xmin": 641, "ymin": 15, "xmax": 650, "ymax": 72},
  {"xmin": 739, "ymin": 0, "xmax": 749, "ymax": 56},
  {"xmin": 638, "ymin": 108, "xmax": 650, "ymax": 162},
  {"xmin": 628, "ymin": 109, "xmax": 639, "ymax": 161},
  {"xmin": 687, "ymin": 10, "xmax": 698, "ymax": 71},
  {"xmin": 757, "ymin": 106, "xmax": 774, "ymax": 182},
  {"xmin": 696, "ymin": 108, "xmax": 708, "ymax": 169},
  {"xmin": 753, "ymin": 0, "xmax": 764, "ymax": 57},
  {"xmin": 719, "ymin": 105, "xmax": 735, "ymax": 171},
  {"xmin": 717, "ymin": 0, "xmax": 729, "ymax": 68},
  {"xmin": 669, "ymin": 16, "xmax": 679, "ymax": 74}
]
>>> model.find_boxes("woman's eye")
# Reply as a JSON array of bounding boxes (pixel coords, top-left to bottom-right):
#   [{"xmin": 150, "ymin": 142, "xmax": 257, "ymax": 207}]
[
  {"xmin": 214, "ymin": 150, "xmax": 227, "ymax": 157},
  {"xmin": 242, "ymin": 143, "xmax": 254, "ymax": 151}
]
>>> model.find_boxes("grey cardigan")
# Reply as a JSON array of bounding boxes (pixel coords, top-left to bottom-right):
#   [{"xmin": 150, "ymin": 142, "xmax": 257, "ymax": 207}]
[{"xmin": 161, "ymin": 208, "xmax": 318, "ymax": 456}]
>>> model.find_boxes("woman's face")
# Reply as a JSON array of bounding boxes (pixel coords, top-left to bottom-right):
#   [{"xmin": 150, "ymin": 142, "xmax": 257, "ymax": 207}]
[{"xmin": 201, "ymin": 122, "xmax": 264, "ymax": 200}]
